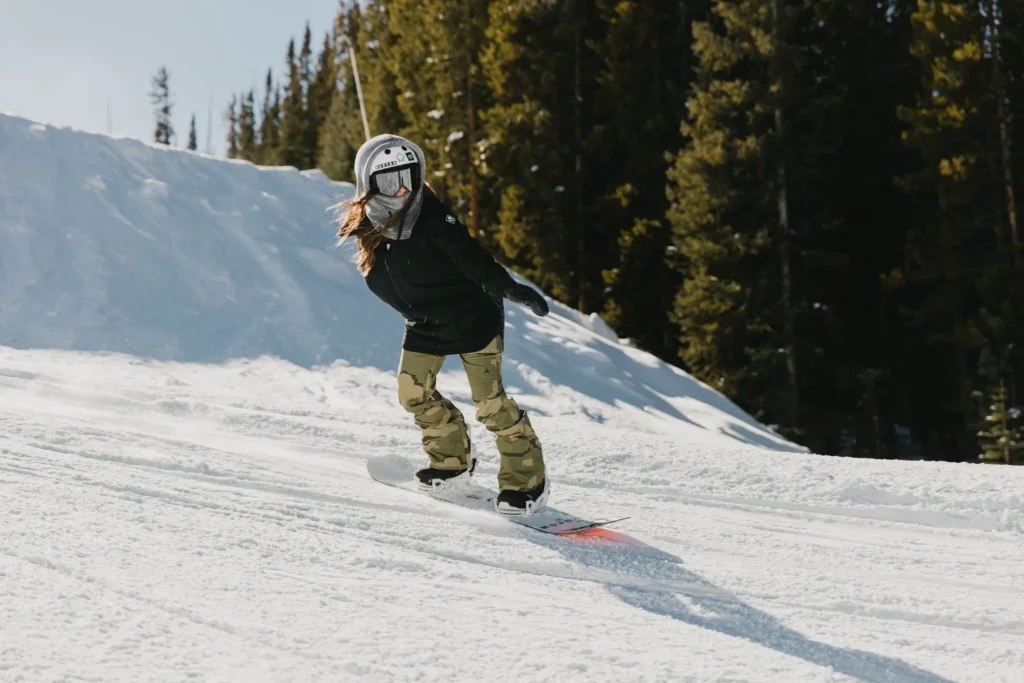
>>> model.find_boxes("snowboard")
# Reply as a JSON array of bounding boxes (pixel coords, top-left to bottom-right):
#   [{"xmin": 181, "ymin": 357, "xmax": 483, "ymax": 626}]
[{"xmin": 366, "ymin": 454, "xmax": 627, "ymax": 536}]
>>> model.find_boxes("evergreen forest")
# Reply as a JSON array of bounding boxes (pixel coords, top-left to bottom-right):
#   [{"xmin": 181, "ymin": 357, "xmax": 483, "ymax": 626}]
[{"xmin": 156, "ymin": 0, "xmax": 1024, "ymax": 464}]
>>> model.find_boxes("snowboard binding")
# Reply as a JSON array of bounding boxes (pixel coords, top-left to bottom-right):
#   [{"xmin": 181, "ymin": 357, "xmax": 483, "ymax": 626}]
[{"xmin": 415, "ymin": 457, "xmax": 478, "ymax": 493}]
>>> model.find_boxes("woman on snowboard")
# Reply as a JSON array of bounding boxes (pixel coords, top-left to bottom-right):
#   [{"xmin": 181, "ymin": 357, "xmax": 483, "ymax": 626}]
[{"xmin": 335, "ymin": 134, "xmax": 550, "ymax": 516}]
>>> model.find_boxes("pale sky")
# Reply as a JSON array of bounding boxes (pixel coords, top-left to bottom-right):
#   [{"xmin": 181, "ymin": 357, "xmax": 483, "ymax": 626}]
[{"xmin": 1, "ymin": 0, "xmax": 341, "ymax": 156}]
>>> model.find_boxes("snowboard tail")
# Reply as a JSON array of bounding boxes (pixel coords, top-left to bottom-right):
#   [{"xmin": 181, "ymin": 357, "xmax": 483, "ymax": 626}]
[{"xmin": 366, "ymin": 455, "xmax": 627, "ymax": 536}]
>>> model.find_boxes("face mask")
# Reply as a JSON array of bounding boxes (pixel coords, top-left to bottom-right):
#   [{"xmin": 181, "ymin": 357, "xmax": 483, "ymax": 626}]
[
  {"xmin": 366, "ymin": 187, "xmax": 423, "ymax": 241},
  {"xmin": 366, "ymin": 192, "xmax": 413, "ymax": 226}
]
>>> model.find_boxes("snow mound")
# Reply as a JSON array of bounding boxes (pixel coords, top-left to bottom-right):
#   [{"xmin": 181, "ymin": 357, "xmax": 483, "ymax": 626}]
[{"xmin": 0, "ymin": 112, "xmax": 796, "ymax": 451}]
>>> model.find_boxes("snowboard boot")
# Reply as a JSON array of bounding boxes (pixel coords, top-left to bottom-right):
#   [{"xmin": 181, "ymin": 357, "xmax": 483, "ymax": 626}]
[
  {"xmin": 416, "ymin": 458, "xmax": 477, "ymax": 493},
  {"xmin": 495, "ymin": 478, "xmax": 550, "ymax": 517}
]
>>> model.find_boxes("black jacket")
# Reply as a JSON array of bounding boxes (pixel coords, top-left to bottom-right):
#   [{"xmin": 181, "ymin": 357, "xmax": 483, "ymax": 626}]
[{"xmin": 364, "ymin": 195, "xmax": 515, "ymax": 356}]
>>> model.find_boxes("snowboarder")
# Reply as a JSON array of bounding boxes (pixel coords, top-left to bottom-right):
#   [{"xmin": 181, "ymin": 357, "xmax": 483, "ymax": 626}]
[{"xmin": 335, "ymin": 134, "xmax": 551, "ymax": 516}]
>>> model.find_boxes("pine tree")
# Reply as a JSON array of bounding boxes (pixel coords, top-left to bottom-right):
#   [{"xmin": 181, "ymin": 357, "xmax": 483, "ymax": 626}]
[
  {"xmin": 150, "ymin": 66, "xmax": 174, "ymax": 145},
  {"xmin": 299, "ymin": 24, "xmax": 313, "ymax": 90},
  {"xmin": 480, "ymin": 0, "xmax": 604, "ymax": 306},
  {"xmin": 978, "ymin": 380, "xmax": 1023, "ymax": 464},
  {"xmin": 386, "ymin": 0, "xmax": 491, "ymax": 236},
  {"xmin": 897, "ymin": 0, "xmax": 1021, "ymax": 455},
  {"xmin": 258, "ymin": 69, "xmax": 282, "ymax": 165},
  {"xmin": 238, "ymin": 90, "xmax": 258, "ymax": 161},
  {"xmin": 307, "ymin": 32, "xmax": 337, "ymax": 169},
  {"xmin": 987, "ymin": 0, "xmax": 1021, "ymax": 269},
  {"xmin": 279, "ymin": 39, "xmax": 308, "ymax": 168},
  {"xmin": 361, "ymin": 0, "xmax": 405, "ymax": 138},
  {"xmin": 596, "ymin": 0, "xmax": 706, "ymax": 359},
  {"xmin": 298, "ymin": 24, "xmax": 317, "ymax": 168},
  {"xmin": 318, "ymin": 1, "xmax": 405, "ymax": 182},
  {"xmin": 666, "ymin": 0, "xmax": 803, "ymax": 436},
  {"xmin": 225, "ymin": 95, "xmax": 240, "ymax": 159},
  {"xmin": 318, "ymin": 7, "xmax": 366, "ymax": 181},
  {"xmin": 187, "ymin": 114, "xmax": 198, "ymax": 151},
  {"xmin": 974, "ymin": 299, "xmax": 1024, "ymax": 463}
]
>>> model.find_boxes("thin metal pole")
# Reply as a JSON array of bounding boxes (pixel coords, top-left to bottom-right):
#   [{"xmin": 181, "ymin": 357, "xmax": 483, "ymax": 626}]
[{"xmin": 340, "ymin": 33, "xmax": 371, "ymax": 141}]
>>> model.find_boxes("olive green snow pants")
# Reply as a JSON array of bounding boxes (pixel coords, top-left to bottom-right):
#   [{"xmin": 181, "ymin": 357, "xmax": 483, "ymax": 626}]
[{"xmin": 397, "ymin": 335, "xmax": 545, "ymax": 491}]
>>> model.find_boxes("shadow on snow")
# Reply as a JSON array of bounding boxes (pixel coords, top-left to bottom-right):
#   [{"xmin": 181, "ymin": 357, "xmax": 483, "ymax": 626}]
[{"xmin": 528, "ymin": 527, "xmax": 952, "ymax": 683}]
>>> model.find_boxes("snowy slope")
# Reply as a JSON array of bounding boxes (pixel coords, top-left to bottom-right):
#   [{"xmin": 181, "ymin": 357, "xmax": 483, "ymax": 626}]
[
  {"xmin": 2, "ymin": 114, "xmax": 1023, "ymax": 682},
  {"xmin": 0, "ymin": 112, "xmax": 794, "ymax": 451}
]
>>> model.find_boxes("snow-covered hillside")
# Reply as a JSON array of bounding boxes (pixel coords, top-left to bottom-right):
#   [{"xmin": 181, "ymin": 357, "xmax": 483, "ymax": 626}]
[
  {"xmin": 0, "ymin": 113, "xmax": 793, "ymax": 451},
  {"xmin": 2, "ymin": 114, "xmax": 1023, "ymax": 682}
]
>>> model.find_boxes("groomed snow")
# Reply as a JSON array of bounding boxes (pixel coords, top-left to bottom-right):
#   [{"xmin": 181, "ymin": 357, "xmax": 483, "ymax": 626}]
[{"xmin": 1, "ymin": 114, "xmax": 1023, "ymax": 682}]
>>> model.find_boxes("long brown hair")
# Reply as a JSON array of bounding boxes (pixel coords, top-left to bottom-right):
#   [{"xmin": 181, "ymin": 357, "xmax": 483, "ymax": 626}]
[
  {"xmin": 333, "ymin": 190, "xmax": 383, "ymax": 276},
  {"xmin": 332, "ymin": 184, "xmax": 438, "ymax": 276}
]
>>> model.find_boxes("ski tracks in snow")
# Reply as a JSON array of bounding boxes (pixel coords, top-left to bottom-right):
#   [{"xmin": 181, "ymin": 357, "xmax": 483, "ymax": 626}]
[{"xmin": 1, "ymin": 350, "xmax": 1023, "ymax": 681}]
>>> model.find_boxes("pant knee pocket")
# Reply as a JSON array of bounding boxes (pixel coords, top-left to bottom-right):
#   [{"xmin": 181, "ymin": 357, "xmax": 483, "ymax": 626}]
[{"xmin": 491, "ymin": 410, "xmax": 532, "ymax": 438}]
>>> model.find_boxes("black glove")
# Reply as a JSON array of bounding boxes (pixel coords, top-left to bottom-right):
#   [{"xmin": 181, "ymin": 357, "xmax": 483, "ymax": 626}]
[{"xmin": 504, "ymin": 282, "xmax": 549, "ymax": 317}]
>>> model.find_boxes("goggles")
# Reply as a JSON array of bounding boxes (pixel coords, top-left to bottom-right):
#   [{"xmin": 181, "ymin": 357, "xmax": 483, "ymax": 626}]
[{"xmin": 371, "ymin": 164, "xmax": 419, "ymax": 196}]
